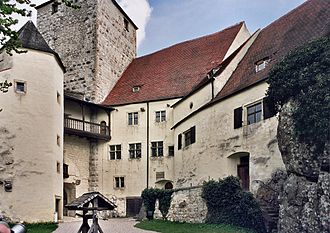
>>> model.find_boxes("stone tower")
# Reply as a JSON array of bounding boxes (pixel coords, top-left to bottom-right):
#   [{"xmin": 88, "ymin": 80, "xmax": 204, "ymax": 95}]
[{"xmin": 36, "ymin": 0, "xmax": 137, "ymax": 103}]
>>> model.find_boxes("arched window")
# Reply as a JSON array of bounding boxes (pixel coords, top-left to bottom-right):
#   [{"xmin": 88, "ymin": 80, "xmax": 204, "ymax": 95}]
[{"xmin": 100, "ymin": 121, "xmax": 107, "ymax": 135}]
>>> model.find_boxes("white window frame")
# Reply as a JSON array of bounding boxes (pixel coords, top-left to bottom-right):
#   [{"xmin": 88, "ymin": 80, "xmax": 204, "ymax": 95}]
[
  {"xmin": 109, "ymin": 144, "xmax": 122, "ymax": 160},
  {"xmin": 128, "ymin": 112, "xmax": 138, "ymax": 125},
  {"xmin": 255, "ymin": 58, "xmax": 270, "ymax": 72},
  {"xmin": 129, "ymin": 143, "xmax": 142, "ymax": 159},
  {"xmin": 114, "ymin": 176, "xmax": 125, "ymax": 189},
  {"xmin": 155, "ymin": 110, "xmax": 166, "ymax": 123},
  {"xmin": 151, "ymin": 141, "xmax": 163, "ymax": 157},
  {"xmin": 14, "ymin": 80, "xmax": 27, "ymax": 94}
]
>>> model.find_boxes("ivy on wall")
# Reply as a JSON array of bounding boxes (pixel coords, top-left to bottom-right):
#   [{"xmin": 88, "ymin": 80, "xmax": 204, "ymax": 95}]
[
  {"xmin": 202, "ymin": 176, "xmax": 266, "ymax": 233},
  {"xmin": 267, "ymin": 38, "xmax": 330, "ymax": 149}
]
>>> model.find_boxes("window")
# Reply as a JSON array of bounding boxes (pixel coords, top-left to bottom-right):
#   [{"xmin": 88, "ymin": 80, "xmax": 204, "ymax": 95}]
[
  {"xmin": 56, "ymin": 162, "xmax": 60, "ymax": 173},
  {"xmin": 156, "ymin": 172, "xmax": 165, "ymax": 180},
  {"xmin": 155, "ymin": 110, "xmax": 166, "ymax": 122},
  {"xmin": 15, "ymin": 80, "xmax": 26, "ymax": 94},
  {"xmin": 124, "ymin": 18, "xmax": 129, "ymax": 31},
  {"xmin": 52, "ymin": 3, "xmax": 58, "ymax": 14},
  {"xmin": 63, "ymin": 164, "xmax": 69, "ymax": 178},
  {"xmin": 255, "ymin": 57, "xmax": 270, "ymax": 72},
  {"xmin": 57, "ymin": 91, "xmax": 61, "ymax": 104},
  {"xmin": 247, "ymin": 102, "xmax": 262, "ymax": 125},
  {"xmin": 128, "ymin": 112, "xmax": 138, "ymax": 125},
  {"xmin": 151, "ymin": 141, "xmax": 163, "ymax": 157},
  {"xmin": 129, "ymin": 143, "xmax": 141, "ymax": 159},
  {"xmin": 114, "ymin": 177, "xmax": 125, "ymax": 188},
  {"xmin": 168, "ymin": 146, "xmax": 174, "ymax": 156},
  {"xmin": 184, "ymin": 126, "xmax": 196, "ymax": 147},
  {"xmin": 57, "ymin": 135, "xmax": 61, "ymax": 146},
  {"xmin": 109, "ymin": 145, "xmax": 121, "ymax": 160},
  {"xmin": 132, "ymin": 86, "xmax": 140, "ymax": 93}
]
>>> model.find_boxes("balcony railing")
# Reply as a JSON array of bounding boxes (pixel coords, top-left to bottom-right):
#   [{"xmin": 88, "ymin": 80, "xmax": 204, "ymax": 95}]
[{"xmin": 64, "ymin": 117, "xmax": 111, "ymax": 141}]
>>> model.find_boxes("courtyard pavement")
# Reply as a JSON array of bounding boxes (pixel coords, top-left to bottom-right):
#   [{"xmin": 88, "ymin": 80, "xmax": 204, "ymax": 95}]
[{"xmin": 53, "ymin": 217, "xmax": 157, "ymax": 233}]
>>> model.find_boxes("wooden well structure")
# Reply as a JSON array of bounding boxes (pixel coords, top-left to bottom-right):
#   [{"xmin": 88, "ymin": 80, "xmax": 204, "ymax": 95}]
[{"xmin": 66, "ymin": 192, "xmax": 116, "ymax": 233}]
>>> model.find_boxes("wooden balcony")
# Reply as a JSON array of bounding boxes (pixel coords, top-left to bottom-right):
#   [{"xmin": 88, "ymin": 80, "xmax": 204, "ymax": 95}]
[{"xmin": 64, "ymin": 117, "xmax": 111, "ymax": 141}]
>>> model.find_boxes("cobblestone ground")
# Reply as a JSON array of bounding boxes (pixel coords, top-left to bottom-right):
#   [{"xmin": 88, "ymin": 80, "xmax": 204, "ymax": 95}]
[{"xmin": 53, "ymin": 218, "xmax": 157, "ymax": 233}]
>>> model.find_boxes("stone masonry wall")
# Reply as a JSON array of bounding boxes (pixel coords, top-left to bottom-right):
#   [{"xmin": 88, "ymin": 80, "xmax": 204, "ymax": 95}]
[
  {"xmin": 37, "ymin": 1, "xmax": 98, "ymax": 101},
  {"xmin": 166, "ymin": 186, "xmax": 207, "ymax": 223},
  {"xmin": 37, "ymin": 0, "xmax": 136, "ymax": 103}
]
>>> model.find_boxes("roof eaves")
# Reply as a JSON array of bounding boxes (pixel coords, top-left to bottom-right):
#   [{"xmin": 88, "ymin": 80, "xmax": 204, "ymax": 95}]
[
  {"xmin": 35, "ymin": 0, "xmax": 54, "ymax": 9},
  {"xmin": 171, "ymin": 30, "xmax": 258, "ymax": 108},
  {"xmin": 111, "ymin": 0, "xmax": 138, "ymax": 29}
]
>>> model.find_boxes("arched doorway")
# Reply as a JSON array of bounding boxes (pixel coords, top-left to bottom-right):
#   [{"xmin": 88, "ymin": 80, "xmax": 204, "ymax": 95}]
[
  {"xmin": 164, "ymin": 182, "xmax": 173, "ymax": 190},
  {"xmin": 228, "ymin": 152, "xmax": 250, "ymax": 190}
]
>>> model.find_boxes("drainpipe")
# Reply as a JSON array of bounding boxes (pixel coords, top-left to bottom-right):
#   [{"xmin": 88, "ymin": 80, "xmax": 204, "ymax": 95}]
[
  {"xmin": 146, "ymin": 102, "xmax": 150, "ymax": 188},
  {"xmin": 211, "ymin": 78, "xmax": 215, "ymax": 100}
]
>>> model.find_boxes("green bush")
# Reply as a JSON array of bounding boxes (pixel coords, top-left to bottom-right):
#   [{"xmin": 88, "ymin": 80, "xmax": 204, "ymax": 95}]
[
  {"xmin": 202, "ymin": 176, "xmax": 266, "ymax": 233},
  {"xmin": 141, "ymin": 188, "xmax": 174, "ymax": 219},
  {"xmin": 267, "ymin": 37, "xmax": 330, "ymax": 150}
]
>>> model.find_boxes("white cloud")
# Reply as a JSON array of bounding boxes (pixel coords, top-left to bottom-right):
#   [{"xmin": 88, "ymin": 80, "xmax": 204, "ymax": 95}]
[{"xmin": 117, "ymin": 0, "xmax": 152, "ymax": 47}]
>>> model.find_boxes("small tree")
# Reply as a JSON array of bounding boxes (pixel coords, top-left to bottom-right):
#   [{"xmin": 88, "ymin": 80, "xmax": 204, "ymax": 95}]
[{"xmin": 1, "ymin": 0, "xmax": 79, "ymax": 55}]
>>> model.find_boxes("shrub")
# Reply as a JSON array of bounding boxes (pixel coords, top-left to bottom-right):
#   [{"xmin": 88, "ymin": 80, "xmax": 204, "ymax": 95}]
[
  {"xmin": 202, "ymin": 176, "xmax": 266, "ymax": 233},
  {"xmin": 141, "ymin": 188, "xmax": 174, "ymax": 219}
]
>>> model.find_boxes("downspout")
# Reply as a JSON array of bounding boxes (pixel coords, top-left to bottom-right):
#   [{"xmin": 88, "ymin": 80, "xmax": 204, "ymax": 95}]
[
  {"xmin": 146, "ymin": 102, "xmax": 150, "ymax": 188},
  {"xmin": 211, "ymin": 78, "xmax": 215, "ymax": 100}
]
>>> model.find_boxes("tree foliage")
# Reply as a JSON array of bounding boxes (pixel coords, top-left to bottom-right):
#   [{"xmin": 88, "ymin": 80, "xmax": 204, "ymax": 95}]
[
  {"xmin": 0, "ymin": 0, "xmax": 79, "ymax": 54},
  {"xmin": 267, "ymin": 38, "xmax": 330, "ymax": 148},
  {"xmin": 202, "ymin": 176, "xmax": 266, "ymax": 233}
]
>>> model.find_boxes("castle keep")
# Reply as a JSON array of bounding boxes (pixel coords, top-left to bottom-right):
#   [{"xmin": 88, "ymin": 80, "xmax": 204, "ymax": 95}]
[{"xmin": 0, "ymin": 0, "xmax": 329, "ymax": 223}]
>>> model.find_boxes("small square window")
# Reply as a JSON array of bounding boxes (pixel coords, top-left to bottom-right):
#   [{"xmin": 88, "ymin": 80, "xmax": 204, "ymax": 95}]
[
  {"xmin": 156, "ymin": 172, "xmax": 165, "ymax": 180},
  {"xmin": 128, "ymin": 112, "xmax": 138, "ymax": 125},
  {"xmin": 109, "ymin": 145, "xmax": 121, "ymax": 160},
  {"xmin": 15, "ymin": 81, "xmax": 26, "ymax": 94},
  {"xmin": 114, "ymin": 176, "xmax": 125, "ymax": 188},
  {"xmin": 247, "ymin": 102, "xmax": 262, "ymax": 125}
]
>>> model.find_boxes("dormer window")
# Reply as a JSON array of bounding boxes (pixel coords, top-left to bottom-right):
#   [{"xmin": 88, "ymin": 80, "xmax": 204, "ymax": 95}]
[
  {"xmin": 132, "ymin": 86, "xmax": 140, "ymax": 93},
  {"xmin": 255, "ymin": 57, "xmax": 270, "ymax": 72}
]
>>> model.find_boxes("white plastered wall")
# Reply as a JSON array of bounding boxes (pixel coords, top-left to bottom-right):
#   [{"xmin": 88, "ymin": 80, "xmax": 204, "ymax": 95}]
[
  {"xmin": 173, "ymin": 82, "xmax": 285, "ymax": 193},
  {"xmin": 0, "ymin": 49, "xmax": 64, "ymax": 222}
]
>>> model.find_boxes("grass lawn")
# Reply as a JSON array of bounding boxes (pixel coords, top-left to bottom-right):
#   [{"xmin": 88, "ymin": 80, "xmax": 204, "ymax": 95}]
[
  {"xmin": 24, "ymin": 223, "xmax": 58, "ymax": 233},
  {"xmin": 135, "ymin": 220, "xmax": 255, "ymax": 233}
]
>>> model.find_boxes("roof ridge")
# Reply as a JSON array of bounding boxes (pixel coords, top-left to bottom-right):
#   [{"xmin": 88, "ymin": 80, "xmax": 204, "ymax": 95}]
[{"xmin": 136, "ymin": 21, "xmax": 245, "ymax": 59}]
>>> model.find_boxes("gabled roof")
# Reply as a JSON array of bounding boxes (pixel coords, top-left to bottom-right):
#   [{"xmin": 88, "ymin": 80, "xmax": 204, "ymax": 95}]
[
  {"xmin": 17, "ymin": 21, "xmax": 65, "ymax": 71},
  {"xmin": 66, "ymin": 192, "xmax": 116, "ymax": 210},
  {"xmin": 103, "ymin": 22, "xmax": 244, "ymax": 106},
  {"xmin": 216, "ymin": 0, "xmax": 330, "ymax": 100}
]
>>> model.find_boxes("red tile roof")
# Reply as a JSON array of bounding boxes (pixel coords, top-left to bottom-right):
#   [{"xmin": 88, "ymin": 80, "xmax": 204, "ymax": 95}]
[
  {"xmin": 103, "ymin": 22, "xmax": 244, "ymax": 106},
  {"xmin": 216, "ymin": 0, "xmax": 330, "ymax": 100}
]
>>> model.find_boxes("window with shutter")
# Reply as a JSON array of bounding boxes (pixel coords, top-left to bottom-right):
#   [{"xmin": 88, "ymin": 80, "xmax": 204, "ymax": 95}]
[
  {"xmin": 234, "ymin": 107, "xmax": 243, "ymax": 129},
  {"xmin": 178, "ymin": 134, "xmax": 182, "ymax": 150},
  {"xmin": 263, "ymin": 97, "xmax": 277, "ymax": 119}
]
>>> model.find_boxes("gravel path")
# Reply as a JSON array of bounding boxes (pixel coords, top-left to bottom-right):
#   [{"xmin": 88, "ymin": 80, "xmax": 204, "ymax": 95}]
[{"xmin": 53, "ymin": 218, "xmax": 157, "ymax": 233}]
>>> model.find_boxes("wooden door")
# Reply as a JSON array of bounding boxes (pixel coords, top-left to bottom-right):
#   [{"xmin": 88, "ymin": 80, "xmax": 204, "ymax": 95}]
[
  {"xmin": 237, "ymin": 164, "xmax": 249, "ymax": 190},
  {"xmin": 126, "ymin": 197, "xmax": 143, "ymax": 217}
]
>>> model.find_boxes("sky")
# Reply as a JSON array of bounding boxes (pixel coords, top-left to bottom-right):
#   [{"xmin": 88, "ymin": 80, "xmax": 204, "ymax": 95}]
[{"xmin": 14, "ymin": 0, "xmax": 306, "ymax": 56}]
